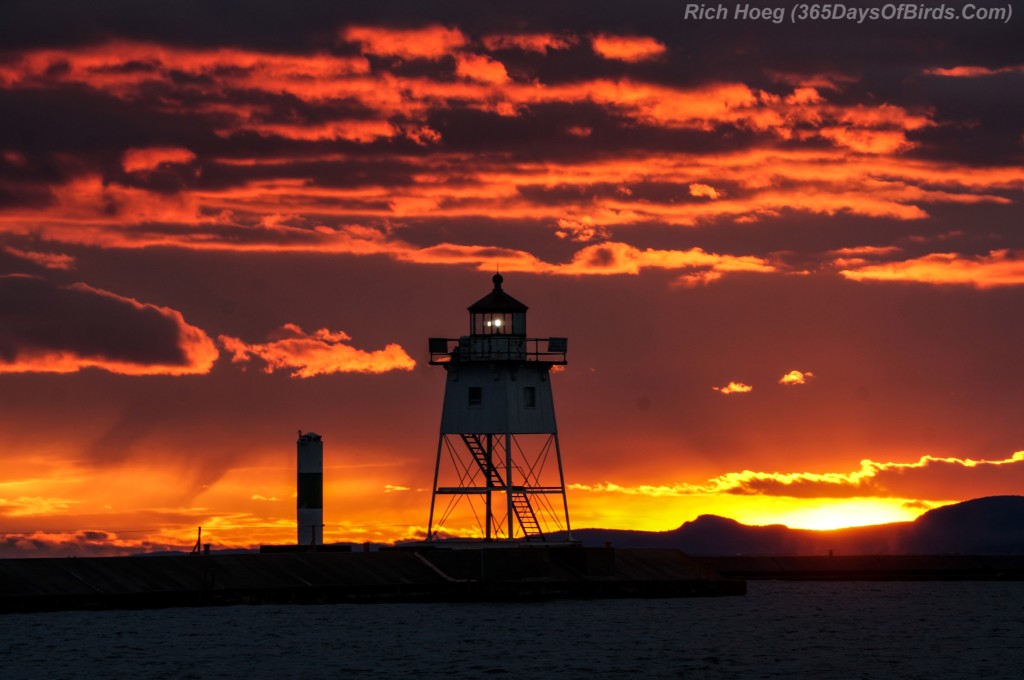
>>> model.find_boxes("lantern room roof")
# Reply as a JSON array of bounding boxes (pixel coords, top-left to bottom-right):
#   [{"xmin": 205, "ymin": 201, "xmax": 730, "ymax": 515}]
[{"xmin": 467, "ymin": 274, "xmax": 528, "ymax": 313}]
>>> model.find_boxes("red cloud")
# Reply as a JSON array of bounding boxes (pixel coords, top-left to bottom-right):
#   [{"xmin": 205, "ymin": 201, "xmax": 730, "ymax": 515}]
[{"xmin": 219, "ymin": 323, "xmax": 416, "ymax": 377}]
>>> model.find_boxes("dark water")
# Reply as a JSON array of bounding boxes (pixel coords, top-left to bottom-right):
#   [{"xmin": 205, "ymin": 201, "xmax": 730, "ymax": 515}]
[{"xmin": 1, "ymin": 581, "xmax": 1022, "ymax": 679}]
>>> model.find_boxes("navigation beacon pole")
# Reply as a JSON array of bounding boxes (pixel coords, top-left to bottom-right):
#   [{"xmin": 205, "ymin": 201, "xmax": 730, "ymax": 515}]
[
  {"xmin": 427, "ymin": 274, "xmax": 572, "ymax": 542},
  {"xmin": 296, "ymin": 431, "xmax": 324, "ymax": 545}
]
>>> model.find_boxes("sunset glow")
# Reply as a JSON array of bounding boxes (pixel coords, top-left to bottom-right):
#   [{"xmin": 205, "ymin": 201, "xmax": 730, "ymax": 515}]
[{"xmin": 0, "ymin": 2, "xmax": 1022, "ymax": 556}]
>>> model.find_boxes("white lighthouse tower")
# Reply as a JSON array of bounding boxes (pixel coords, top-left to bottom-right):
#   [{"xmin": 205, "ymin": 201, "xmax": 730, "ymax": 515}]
[{"xmin": 427, "ymin": 274, "xmax": 572, "ymax": 542}]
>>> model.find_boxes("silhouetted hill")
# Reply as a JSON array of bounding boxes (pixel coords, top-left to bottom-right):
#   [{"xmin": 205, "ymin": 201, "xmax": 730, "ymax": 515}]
[{"xmin": 554, "ymin": 496, "xmax": 1024, "ymax": 555}]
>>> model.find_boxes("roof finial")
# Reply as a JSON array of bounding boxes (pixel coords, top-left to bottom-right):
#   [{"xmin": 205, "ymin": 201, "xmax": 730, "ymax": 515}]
[{"xmin": 492, "ymin": 271, "xmax": 503, "ymax": 289}]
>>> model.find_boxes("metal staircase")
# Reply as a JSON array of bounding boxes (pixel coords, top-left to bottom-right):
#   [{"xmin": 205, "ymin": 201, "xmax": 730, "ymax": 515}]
[
  {"xmin": 510, "ymin": 493, "xmax": 543, "ymax": 540},
  {"xmin": 460, "ymin": 434, "xmax": 544, "ymax": 540},
  {"xmin": 460, "ymin": 434, "xmax": 503, "ymax": 487}
]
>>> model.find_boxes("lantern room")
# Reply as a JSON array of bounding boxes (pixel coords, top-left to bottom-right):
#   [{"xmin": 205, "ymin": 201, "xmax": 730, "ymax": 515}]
[{"xmin": 468, "ymin": 274, "xmax": 527, "ymax": 337}]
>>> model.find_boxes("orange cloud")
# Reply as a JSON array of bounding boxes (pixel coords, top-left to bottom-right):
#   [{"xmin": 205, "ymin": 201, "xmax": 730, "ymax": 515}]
[
  {"xmin": 122, "ymin": 147, "xmax": 196, "ymax": 173},
  {"xmin": 779, "ymin": 370, "xmax": 814, "ymax": 385},
  {"xmin": 713, "ymin": 381, "xmax": 753, "ymax": 395},
  {"xmin": 840, "ymin": 250, "xmax": 1024, "ymax": 288},
  {"xmin": 591, "ymin": 34, "xmax": 666, "ymax": 62},
  {"xmin": 689, "ymin": 183, "xmax": 721, "ymax": 199},
  {"xmin": 219, "ymin": 323, "xmax": 416, "ymax": 377},
  {"xmin": 341, "ymin": 25, "xmax": 466, "ymax": 59}
]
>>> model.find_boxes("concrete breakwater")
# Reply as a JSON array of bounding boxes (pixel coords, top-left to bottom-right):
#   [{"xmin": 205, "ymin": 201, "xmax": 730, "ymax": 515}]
[{"xmin": 0, "ymin": 547, "xmax": 743, "ymax": 613}]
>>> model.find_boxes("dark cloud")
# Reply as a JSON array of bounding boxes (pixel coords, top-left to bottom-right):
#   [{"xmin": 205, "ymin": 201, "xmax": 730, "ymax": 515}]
[
  {"xmin": 0, "ymin": 274, "xmax": 217, "ymax": 374},
  {"xmin": 0, "ymin": 87, "xmax": 216, "ymax": 156}
]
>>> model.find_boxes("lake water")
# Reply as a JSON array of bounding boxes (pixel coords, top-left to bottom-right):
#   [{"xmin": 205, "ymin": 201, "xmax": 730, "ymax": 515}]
[{"xmin": 1, "ymin": 581, "xmax": 1022, "ymax": 678}]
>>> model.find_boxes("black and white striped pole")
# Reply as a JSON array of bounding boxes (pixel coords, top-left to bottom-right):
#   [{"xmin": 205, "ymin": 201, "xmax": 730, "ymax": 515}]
[{"xmin": 296, "ymin": 431, "xmax": 324, "ymax": 545}]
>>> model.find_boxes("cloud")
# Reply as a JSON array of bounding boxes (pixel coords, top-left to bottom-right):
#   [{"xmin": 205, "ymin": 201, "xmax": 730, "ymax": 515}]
[
  {"xmin": 0, "ymin": 274, "xmax": 218, "ymax": 375},
  {"xmin": 779, "ymin": 370, "xmax": 814, "ymax": 386},
  {"xmin": 219, "ymin": 323, "xmax": 416, "ymax": 377},
  {"xmin": 591, "ymin": 34, "xmax": 666, "ymax": 62},
  {"xmin": 0, "ymin": 35, "xmax": 1020, "ymax": 299},
  {"xmin": 713, "ymin": 381, "xmax": 753, "ymax": 395},
  {"xmin": 840, "ymin": 249, "xmax": 1024, "ymax": 288},
  {"xmin": 2, "ymin": 38, "xmax": 1016, "ymax": 255}
]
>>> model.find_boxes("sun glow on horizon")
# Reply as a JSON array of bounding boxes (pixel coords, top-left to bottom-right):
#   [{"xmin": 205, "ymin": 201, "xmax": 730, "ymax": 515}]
[
  {"xmin": 762, "ymin": 498, "xmax": 942, "ymax": 531},
  {"xmin": 564, "ymin": 488, "xmax": 953, "ymax": 535}
]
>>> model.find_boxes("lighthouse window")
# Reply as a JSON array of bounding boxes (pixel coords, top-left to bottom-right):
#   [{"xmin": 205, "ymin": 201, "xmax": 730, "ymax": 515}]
[
  {"xmin": 524, "ymin": 386, "xmax": 536, "ymax": 408},
  {"xmin": 468, "ymin": 386, "xmax": 483, "ymax": 407},
  {"xmin": 474, "ymin": 312, "xmax": 513, "ymax": 335}
]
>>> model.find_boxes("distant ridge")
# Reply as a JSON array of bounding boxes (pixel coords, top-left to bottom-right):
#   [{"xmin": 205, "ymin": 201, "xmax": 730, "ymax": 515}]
[{"xmin": 552, "ymin": 496, "xmax": 1024, "ymax": 555}]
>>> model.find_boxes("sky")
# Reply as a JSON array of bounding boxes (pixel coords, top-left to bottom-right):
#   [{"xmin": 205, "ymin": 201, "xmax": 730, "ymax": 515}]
[{"xmin": 0, "ymin": 0, "xmax": 1022, "ymax": 556}]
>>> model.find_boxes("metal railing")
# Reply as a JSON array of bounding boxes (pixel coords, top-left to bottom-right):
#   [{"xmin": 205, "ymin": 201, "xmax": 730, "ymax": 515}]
[{"xmin": 428, "ymin": 337, "xmax": 567, "ymax": 365}]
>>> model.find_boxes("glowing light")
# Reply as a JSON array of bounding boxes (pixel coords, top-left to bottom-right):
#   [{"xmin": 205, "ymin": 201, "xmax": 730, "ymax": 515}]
[{"xmin": 768, "ymin": 498, "xmax": 924, "ymax": 530}]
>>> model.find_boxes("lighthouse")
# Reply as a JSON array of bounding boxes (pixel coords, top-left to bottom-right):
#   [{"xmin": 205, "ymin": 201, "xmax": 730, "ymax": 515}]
[{"xmin": 427, "ymin": 274, "xmax": 572, "ymax": 542}]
